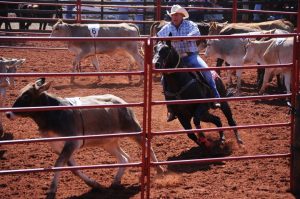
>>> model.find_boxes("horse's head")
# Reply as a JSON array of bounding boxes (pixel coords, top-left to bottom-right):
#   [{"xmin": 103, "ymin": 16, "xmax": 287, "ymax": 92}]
[{"xmin": 152, "ymin": 40, "xmax": 180, "ymax": 70}]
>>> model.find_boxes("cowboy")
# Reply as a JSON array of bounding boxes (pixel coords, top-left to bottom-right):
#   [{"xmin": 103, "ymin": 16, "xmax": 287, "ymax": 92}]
[{"xmin": 157, "ymin": 4, "xmax": 221, "ymax": 122}]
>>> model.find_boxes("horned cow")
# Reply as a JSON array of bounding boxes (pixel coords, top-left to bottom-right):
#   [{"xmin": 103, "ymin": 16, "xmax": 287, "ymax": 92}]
[
  {"xmin": 5, "ymin": 78, "xmax": 164, "ymax": 198},
  {"xmin": 0, "ymin": 57, "xmax": 25, "ymax": 137}
]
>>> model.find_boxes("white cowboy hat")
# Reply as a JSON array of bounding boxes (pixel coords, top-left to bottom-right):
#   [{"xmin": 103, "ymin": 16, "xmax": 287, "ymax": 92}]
[{"xmin": 167, "ymin": 4, "xmax": 189, "ymax": 19}]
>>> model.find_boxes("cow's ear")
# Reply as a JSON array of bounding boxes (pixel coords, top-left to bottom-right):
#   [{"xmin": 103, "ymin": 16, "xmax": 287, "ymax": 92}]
[
  {"xmin": 39, "ymin": 81, "xmax": 52, "ymax": 93},
  {"xmin": 58, "ymin": 19, "xmax": 63, "ymax": 24},
  {"xmin": 35, "ymin": 78, "xmax": 45, "ymax": 87},
  {"xmin": 35, "ymin": 79, "xmax": 52, "ymax": 93},
  {"xmin": 166, "ymin": 40, "xmax": 171, "ymax": 48}
]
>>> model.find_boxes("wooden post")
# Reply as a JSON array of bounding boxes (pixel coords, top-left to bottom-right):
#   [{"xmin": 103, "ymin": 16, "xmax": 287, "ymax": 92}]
[{"xmin": 292, "ymin": 94, "xmax": 300, "ymax": 196}]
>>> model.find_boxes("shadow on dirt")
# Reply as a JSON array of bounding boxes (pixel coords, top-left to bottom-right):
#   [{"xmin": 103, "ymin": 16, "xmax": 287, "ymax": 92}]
[
  {"xmin": 0, "ymin": 132, "xmax": 14, "ymax": 160},
  {"xmin": 67, "ymin": 184, "xmax": 140, "ymax": 199},
  {"xmin": 254, "ymin": 98, "xmax": 288, "ymax": 107},
  {"xmin": 237, "ymin": 82, "xmax": 288, "ymax": 107},
  {"xmin": 167, "ymin": 142, "xmax": 232, "ymax": 173}
]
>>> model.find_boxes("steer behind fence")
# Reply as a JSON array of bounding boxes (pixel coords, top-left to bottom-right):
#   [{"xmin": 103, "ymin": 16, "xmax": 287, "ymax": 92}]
[{"xmin": 6, "ymin": 78, "xmax": 164, "ymax": 199}]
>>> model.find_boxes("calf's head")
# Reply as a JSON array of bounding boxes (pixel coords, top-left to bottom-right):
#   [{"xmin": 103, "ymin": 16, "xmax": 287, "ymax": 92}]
[
  {"xmin": 204, "ymin": 39, "xmax": 217, "ymax": 58},
  {"xmin": 0, "ymin": 57, "xmax": 25, "ymax": 87},
  {"xmin": 50, "ymin": 19, "xmax": 70, "ymax": 37},
  {"xmin": 243, "ymin": 40, "xmax": 264, "ymax": 64},
  {"xmin": 6, "ymin": 78, "xmax": 52, "ymax": 119}
]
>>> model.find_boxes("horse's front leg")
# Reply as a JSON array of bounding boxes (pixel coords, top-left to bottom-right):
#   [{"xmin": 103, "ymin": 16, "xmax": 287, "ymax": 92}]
[
  {"xmin": 192, "ymin": 106, "xmax": 212, "ymax": 147},
  {"xmin": 201, "ymin": 112, "xmax": 225, "ymax": 144},
  {"xmin": 177, "ymin": 115, "xmax": 201, "ymax": 146},
  {"xmin": 220, "ymin": 101, "xmax": 243, "ymax": 144},
  {"xmin": 46, "ymin": 141, "xmax": 78, "ymax": 199}
]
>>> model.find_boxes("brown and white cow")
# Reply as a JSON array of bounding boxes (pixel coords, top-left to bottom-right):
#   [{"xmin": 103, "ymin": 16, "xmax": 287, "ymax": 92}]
[
  {"xmin": 243, "ymin": 37, "xmax": 293, "ymax": 94},
  {"xmin": 6, "ymin": 78, "xmax": 164, "ymax": 198},
  {"xmin": 208, "ymin": 19, "xmax": 294, "ymax": 35},
  {"xmin": 50, "ymin": 20, "xmax": 144, "ymax": 84},
  {"xmin": 0, "ymin": 57, "xmax": 25, "ymax": 137}
]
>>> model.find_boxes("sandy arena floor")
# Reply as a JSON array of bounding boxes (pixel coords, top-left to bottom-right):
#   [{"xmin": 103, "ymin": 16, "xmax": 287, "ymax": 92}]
[{"xmin": 0, "ymin": 39, "xmax": 296, "ymax": 199}]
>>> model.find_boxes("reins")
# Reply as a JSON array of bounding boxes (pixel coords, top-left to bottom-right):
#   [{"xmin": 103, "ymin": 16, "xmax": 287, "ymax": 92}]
[
  {"xmin": 164, "ymin": 79, "xmax": 197, "ymax": 99},
  {"xmin": 162, "ymin": 46, "xmax": 197, "ymax": 99},
  {"xmin": 162, "ymin": 46, "xmax": 181, "ymax": 69}
]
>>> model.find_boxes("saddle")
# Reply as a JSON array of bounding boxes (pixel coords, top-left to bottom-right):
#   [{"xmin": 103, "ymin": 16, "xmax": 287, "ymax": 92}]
[
  {"xmin": 162, "ymin": 71, "xmax": 214, "ymax": 101},
  {"xmin": 189, "ymin": 71, "xmax": 215, "ymax": 99}
]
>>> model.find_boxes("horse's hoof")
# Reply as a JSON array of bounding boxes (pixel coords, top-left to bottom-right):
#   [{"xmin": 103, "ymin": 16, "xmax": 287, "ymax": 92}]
[
  {"xmin": 237, "ymin": 139, "xmax": 244, "ymax": 145},
  {"xmin": 46, "ymin": 192, "xmax": 56, "ymax": 199},
  {"xmin": 198, "ymin": 139, "xmax": 212, "ymax": 149},
  {"xmin": 157, "ymin": 166, "xmax": 166, "ymax": 175}
]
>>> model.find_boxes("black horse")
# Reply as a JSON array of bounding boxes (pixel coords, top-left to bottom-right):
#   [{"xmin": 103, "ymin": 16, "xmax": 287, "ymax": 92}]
[{"xmin": 153, "ymin": 40, "xmax": 243, "ymax": 147}]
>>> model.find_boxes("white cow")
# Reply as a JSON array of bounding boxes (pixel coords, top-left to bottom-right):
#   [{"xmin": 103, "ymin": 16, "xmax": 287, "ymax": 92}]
[
  {"xmin": 0, "ymin": 57, "xmax": 25, "ymax": 136},
  {"xmin": 205, "ymin": 36, "xmax": 248, "ymax": 94},
  {"xmin": 50, "ymin": 20, "xmax": 144, "ymax": 84},
  {"xmin": 204, "ymin": 29, "xmax": 288, "ymax": 95},
  {"xmin": 243, "ymin": 37, "xmax": 293, "ymax": 94}
]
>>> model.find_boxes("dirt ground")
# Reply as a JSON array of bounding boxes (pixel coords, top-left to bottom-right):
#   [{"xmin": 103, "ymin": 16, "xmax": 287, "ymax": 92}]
[{"xmin": 0, "ymin": 40, "xmax": 296, "ymax": 199}]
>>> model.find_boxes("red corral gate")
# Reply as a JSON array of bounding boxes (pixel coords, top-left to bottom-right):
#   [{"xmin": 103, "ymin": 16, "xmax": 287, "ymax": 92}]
[{"xmin": 0, "ymin": 1, "xmax": 300, "ymax": 199}]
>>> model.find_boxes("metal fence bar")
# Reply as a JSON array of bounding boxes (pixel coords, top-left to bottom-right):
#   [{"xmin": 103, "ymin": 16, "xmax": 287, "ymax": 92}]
[
  {"xmin": 152, "ymin": 122, "xmax": 291, "ymax": 137},
  {"xmin": 0, "ymin": 162, "xmax": 142, "ymax": 175},
  {"xmin": 152, "ymin": 153, "xmax": 290, "ymax": 167}
]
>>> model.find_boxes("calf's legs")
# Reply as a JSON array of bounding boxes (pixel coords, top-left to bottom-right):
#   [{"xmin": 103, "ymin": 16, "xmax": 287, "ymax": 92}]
[
  {"xmin": 103, "ymin": 143, "xmax": 130, "ymax": 186},
  {"xmin": 47, "ymin": 141, "xmax": 78, "ymax": 199},
  {"xmin": 68, "ymin": 158, "xmax": 101, "ymax": 188},
  {"xmin": 91, "ymin": 55, "xmax": 102, "ymax": 81}
]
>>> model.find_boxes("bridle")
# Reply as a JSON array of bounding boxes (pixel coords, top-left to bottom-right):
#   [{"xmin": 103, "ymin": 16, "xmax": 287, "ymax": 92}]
[
  {"xmin": 160, "ymin": 44, "xmax": 198, "ymax": 100},
  {"xmin": 161, "ymin": 45, "xmax": 181, "ymax": 69}
]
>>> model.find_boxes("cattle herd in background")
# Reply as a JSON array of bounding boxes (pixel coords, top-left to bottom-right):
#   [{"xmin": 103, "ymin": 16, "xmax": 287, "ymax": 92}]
[{"xmin": 0, "ymin": 3, "xmax": 62, "ymax": 30}]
